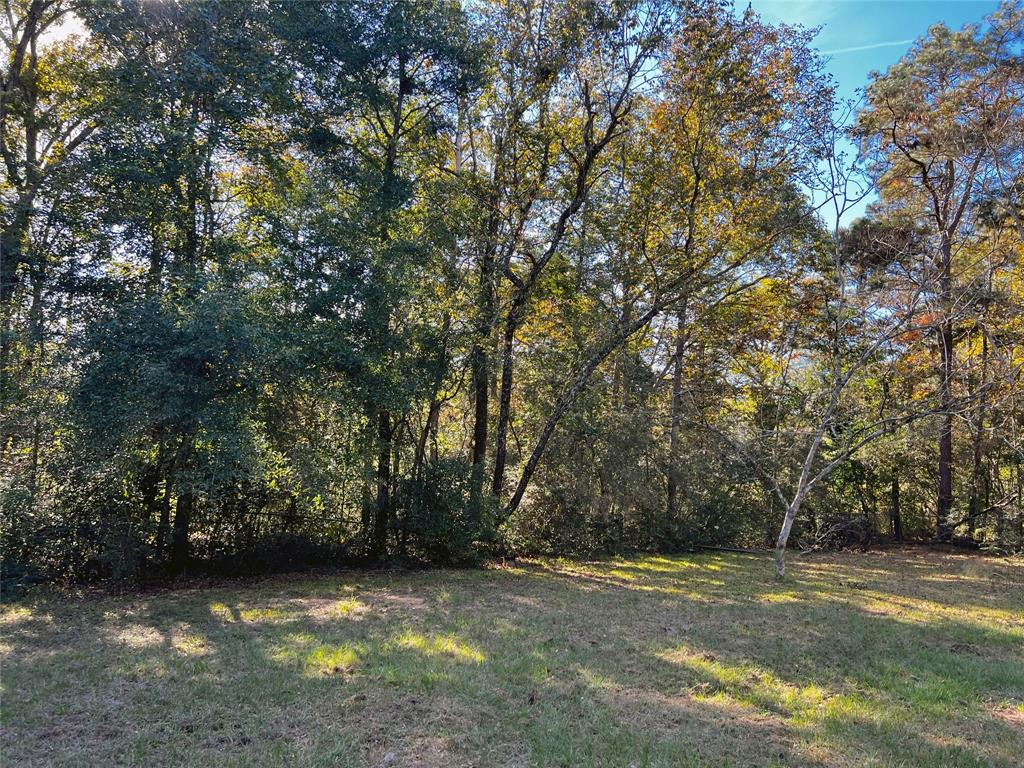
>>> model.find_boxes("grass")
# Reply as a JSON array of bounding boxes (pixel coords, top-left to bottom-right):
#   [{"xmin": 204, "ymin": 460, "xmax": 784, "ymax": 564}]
[{"xmin": 2, "ymin": 550, "xmax": 1022, "ymax": 767}]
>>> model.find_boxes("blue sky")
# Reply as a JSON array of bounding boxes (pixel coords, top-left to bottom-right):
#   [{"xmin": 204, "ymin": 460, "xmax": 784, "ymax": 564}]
[
  {"xmin": 750, "ymin": 1, "xmax": 1000, "ymax": 101},
  {"xmin": 749, "ymin": 1, "xmax": 1002, "ymax": 221}
]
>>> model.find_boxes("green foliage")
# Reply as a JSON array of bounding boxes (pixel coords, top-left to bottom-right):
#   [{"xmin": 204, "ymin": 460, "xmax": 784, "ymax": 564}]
[
  {"xmin": 1, "ymin": 0, "xmax": 1022, "ymax": 586},
  {"xmin": 398, "ymin": 459, "xmax": 496, "ymax": 564}
]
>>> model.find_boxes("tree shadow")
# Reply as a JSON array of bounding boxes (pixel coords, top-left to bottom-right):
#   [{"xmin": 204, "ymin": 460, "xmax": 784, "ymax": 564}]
[{"xmin": 1, "ymin": 551, "xmax": 1022, "ymax": 767}]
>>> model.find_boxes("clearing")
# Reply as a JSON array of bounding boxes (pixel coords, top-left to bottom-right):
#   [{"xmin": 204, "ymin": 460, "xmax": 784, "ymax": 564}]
[{"xmin": 2, "ymin": 550, "xmax": 1022, "ymax": 767}]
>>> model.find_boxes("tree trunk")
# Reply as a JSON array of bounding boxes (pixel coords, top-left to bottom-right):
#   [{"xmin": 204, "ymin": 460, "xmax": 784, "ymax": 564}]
[
  {"xmin": 470, "ymin": 131, "xmax": 502, "ymax": 490},
  {"xmin": 413, "ymin": 399, "xmax": 440, "ymax": 482},
  {"xmin": 0, "ymin": 201, "xmax": 33, "ymax": 452},
  {"xmin": 170, "ymin": 491, "xmax": 193, "ymax": 575},
  {"xmin": 492, "ymin": 302, "xmax": 522, "ymax": 497},
  {"xmin": 1, "ymin": 1, "xmax": 42, "ymax": 443},
  {"xmin": 367, "ymin": 47, "xmax": 406, "ymax": 553},
  {"xmin": 967, "ymin": 327, "xmax": 989, "ymax": 539},
  {"xmin": 0, "ymin": 205, "xmax": 31, "ymax": 308},
  {"xmin": 470, "ymin": 342, "xmax": 489, "ymax": 469},
  {"xmin": 774, "ymin": 496, "xmax": 804, "ymax": 579},
  {"xmin": 501, "ymin": 302, "xmax": 666, "ymax": 521},
  {"xmin": 890, "ymin": 471, "xmax": 903, "ymax": 542},
  {"xmin": 935, "ymin": 233, "xmax": 955, "ymax": 541},
  {"xmin": 140, "ymin": 463, "xmax": 160, "ymax": 539},
  {"xmin": 470, "ymin": 244, "xmax": 495, "ymax": 485},
  {"xmin": 373, "ymin": 410, "xmax": 392, "ymax": 557},
  {"xmin": 666, "ymin": 309, "xmax": 687, "ymax": 517},
  {"xmin": 156, "ymin": 476, "xmax": 172, "ymax": 559}
]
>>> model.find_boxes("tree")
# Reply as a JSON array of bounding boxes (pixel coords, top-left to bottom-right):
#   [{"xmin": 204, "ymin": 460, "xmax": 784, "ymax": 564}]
[
  {"xmin": 856, "ymin": 1, "xmax": 1024, "ymax": 541},
  {"xmin": 1, "ymin": 0, "xmax": 100, "ymax": 460},
  {"xmin": 4, "ymin": 0, "xmax": 1022, "ymax": 587},
  {"xmin": 497, "ymin": 2, "xmax": 834, "ymax": 522}
]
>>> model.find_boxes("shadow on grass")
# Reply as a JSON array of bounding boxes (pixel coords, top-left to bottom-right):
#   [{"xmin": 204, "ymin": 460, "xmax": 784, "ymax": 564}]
[{"xmin": 1, "ymin": 551, "xmax": 1022, "ymax": 767}]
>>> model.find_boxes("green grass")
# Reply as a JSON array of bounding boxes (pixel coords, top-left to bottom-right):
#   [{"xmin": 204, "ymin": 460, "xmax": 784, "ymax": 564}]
[{"xmin": 2, "ymin": 550, "xmax": 1022, "ymax": 767}]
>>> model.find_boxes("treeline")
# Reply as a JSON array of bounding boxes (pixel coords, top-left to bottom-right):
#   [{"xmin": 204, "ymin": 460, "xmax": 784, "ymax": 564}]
[{"xmin": 1, "ymin": 0, "xmax": 1022, "ymax": 586}]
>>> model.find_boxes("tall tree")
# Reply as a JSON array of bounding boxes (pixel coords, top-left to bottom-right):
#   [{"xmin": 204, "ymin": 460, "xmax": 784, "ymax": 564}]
[
  {"xmin": 498, "ymin": 1, "xmax": 834, "ymax": 521},
  {"xmin": 857, "ymin": 1, "xmax": 1024, "ymax": 540},
  {"xmin": 1, "ymin": 0, "xmax": 98, "ymax": 455}
]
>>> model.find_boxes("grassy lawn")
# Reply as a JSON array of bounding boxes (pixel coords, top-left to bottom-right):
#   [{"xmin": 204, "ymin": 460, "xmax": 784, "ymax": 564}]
[{"xmin": 2, "ymin": 550, "xmax": 1023, "ymax": 767}]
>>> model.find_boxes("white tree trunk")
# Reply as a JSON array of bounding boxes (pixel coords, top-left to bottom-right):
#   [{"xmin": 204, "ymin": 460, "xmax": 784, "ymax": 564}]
[{"xmin": 774, "ymin": 496, "xmax": 804, "ymax": 578}]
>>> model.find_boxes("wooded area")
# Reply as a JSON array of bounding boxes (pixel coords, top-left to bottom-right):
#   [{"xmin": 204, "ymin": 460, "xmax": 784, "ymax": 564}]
[{"xmin": 2, "ymin": 0, "xmax": 1023, "ymax": 588}]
